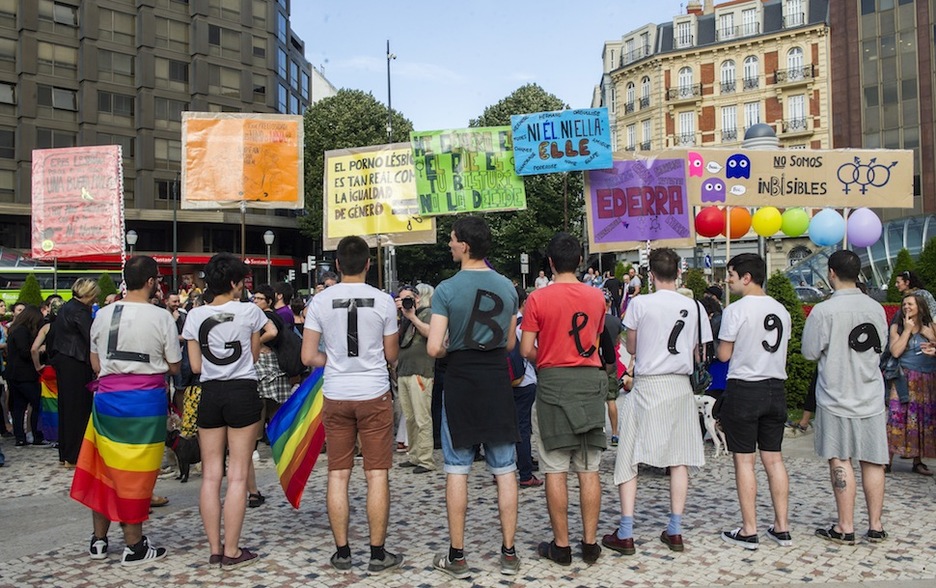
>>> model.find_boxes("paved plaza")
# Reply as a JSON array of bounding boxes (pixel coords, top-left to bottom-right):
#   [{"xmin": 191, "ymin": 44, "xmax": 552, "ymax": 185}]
[{"xmin": 0, "ymin": 427, "xmax": 934, "ymax": 588}]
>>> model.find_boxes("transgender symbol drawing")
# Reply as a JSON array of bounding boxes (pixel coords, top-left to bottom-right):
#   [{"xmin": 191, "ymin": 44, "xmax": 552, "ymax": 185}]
[{"xmin": 837, "ymin": 157, "xmax": 898, "ymax": 194}]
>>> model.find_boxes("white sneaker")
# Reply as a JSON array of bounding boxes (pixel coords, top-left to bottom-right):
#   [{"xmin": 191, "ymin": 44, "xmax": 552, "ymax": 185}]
[
  {"xmin": 252, "ymin": 450, "xmax": 260, "ymax": 461},
  {"xmin": 121, "ymin": 536, "xmax": 168, "ymax": 567}
]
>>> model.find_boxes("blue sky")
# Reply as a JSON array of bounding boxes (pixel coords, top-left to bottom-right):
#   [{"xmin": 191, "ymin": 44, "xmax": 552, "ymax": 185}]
[{"xmin": 290, "ymin": 0, "xmax": 686, "ymax": 132}]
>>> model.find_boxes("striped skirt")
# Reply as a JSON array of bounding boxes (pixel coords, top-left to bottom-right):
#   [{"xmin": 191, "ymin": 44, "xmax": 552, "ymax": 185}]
[
  {"xmin": 613, "ymin": 374, "xmax": 705, "ymax": 485},
  {"xmin": 38, "ymin": 366, "xmax": 59, "ymax": 442},
  {"xmin": 70, "ymin": 373, "xmax": 167, "ymax": 524}
]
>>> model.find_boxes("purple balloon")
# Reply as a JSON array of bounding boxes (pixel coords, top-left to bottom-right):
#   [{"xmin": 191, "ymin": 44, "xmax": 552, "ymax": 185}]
[{"xmin": 847, "ymin": 207, "xmax": 883, "ymax": 248}]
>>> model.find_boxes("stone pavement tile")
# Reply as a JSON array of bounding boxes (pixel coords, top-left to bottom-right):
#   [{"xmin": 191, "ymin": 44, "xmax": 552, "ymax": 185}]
[{"xmin": 1, "ymin": 438, "xmax": 935, "ymax": 586}]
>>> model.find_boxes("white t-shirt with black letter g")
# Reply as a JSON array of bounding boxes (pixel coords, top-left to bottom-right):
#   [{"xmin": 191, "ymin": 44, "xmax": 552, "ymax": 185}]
[
  {"xmin": 182, "ymin": 301, "xmax": 268, "ymax": 382},
  {"xmin": 719, "ymin": 295, "xmax": 791, "ymax": 381}
]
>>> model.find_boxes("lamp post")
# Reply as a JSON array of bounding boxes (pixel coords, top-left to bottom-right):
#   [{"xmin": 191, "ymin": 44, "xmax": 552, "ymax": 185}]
[
  {"xmin": 383, "ymin": 41, "xmax": 397, "ymax": 291},
  {"xmin": 263, "ymin": 230, "xmax": 275, "ymax": 284},
  {"xmin": 126, "ymin": 230, "xmax": 138, "ymax": 256}
]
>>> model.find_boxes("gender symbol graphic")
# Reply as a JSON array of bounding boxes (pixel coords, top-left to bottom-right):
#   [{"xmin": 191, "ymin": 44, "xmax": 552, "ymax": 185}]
[{"xmin": 836, "ymin": 157, "xmax": 898, "ymax": 194}]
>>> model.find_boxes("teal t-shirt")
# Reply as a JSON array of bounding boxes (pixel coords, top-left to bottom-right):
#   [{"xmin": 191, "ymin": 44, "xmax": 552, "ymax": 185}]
[{"xmin": 433, "ymin": 269, "xmax": 518, "ymax": 352}]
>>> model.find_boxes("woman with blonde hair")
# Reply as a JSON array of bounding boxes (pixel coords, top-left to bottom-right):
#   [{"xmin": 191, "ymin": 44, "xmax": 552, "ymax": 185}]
[{"xmin": 50, "ymin": 278, "xmax": 100, "ymax": 466}]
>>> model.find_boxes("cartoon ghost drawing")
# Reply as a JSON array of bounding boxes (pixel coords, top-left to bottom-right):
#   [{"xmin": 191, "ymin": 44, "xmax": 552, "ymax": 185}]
[
  {"xmin": 725, "ymin": 153, "xmax": 751, "ymax": 179},
  {"xmin": 701, "ymin": 178, "xmax": 726, "ymax": 202},
  {"xmin": 688, "ymin": 152, "xmax": 705, "ymax": 177}
]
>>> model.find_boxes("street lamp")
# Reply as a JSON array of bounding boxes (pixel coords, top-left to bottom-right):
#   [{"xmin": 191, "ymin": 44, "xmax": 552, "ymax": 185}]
[
  {"xmin": 126, "ymin": 230, "xmax": 138, "ymax": 256},
  {"xmin": 263, "ymin": 230, "xmax": 275, "ymax": 284}
]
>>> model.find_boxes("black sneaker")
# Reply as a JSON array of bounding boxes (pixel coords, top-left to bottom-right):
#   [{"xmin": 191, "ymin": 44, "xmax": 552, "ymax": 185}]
[
  {"xmin": 432, "ymin": 553, "xmax": 470, "ymax": 579},
  {"xmin": 537, "ymin": 540, "xmax": 572, "ymax": 566},
  {"xmin": 89, "ymin": 535, "xmax": 108, "ymax": 560},
  {"xmin": 815, "ymin": 525, "xmax": 855, "ymax": 545},
  {"xmin": 864, "ymin": 529, "xmax": 888, "ymax": 543},
  {"xmin": 766, "ymin": 526, "xmax": 793, "ymax": 547},
  {"xmin": 367, "ymin": 550, "xmax": 403, "ymax": 574},
  {"xmin": 581, "ymin": 541, "xmax": 601, "ymax": 564},
  {"xmin": 721, "ymin": 528, "xmax": 759, "ymax": 550},
  {"xmin": 121, "ymin": 536, "xmax": 168, "ymax": 566}
]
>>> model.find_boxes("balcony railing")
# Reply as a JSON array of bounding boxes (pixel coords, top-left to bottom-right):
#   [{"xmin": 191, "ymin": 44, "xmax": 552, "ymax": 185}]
[
  {"xmin": 666, "ymin": 83, "xmax": 702, "ymax": 101},
  {"xmin": 675, "ymin": 132, "xmax": 696, "ymax": 146},
  {"xmin": 674, "ymin": 34, "xmax": 694, "ymax": 49},
  {"xmin": 720, "ymin": 80, "xmax": 737, "ymax": 94},
  {"xmin": 721, "ymin": 129, "xmax": 738, "ymax": 142},
  {"xmin": 621, "ymin": 44, "xmax": 652, "ymax": 66},
  {"xmin": 625, "ymin": 145, "xmax": 636, "ymax": 152},
  {"xmin": 782, "ymin": 117, "xmax": 809, "ymax": 133},
  {"xmin": 716, "ymin": 22, "xmax": 761, "ymax": 41},
  {"xmin": 624, "ymin": 102, "xmax": 635, "ymax": 114},
  {"xmin": 774, "ymin": 64, "xmax": 815, "ymax": 84},
  {"xmin": 742, "ymin": 76, "xmax": 759, "ymax": 90},
  {"xmin": 640, "ymin": 141, "xmax": 651, "ymax": 150},
  {"xmin": 639, "ymin": 96, "xmax": 650, "ymax": 108},
  {"xmin": 783, "ymin": 12, "xmax": 805, "ymax": 28}
]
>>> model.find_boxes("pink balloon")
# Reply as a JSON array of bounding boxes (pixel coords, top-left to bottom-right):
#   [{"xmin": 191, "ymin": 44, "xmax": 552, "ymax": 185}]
[{"xmin": 847, "ymin": 207, "xmax": 883, "ymax": 248}]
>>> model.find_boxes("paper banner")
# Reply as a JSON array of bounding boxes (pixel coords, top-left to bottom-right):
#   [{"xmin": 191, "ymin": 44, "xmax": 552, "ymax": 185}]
[
  {"xmin": 510, "ymin": 108, "xmax": 612, "ymax": 175},
  {"xmin": 683, "ymin": 148, "xmax": 914, "ymax": 208},
  {"xmin": 411, "ymin": 127, "xmax": 526, "ymax": 216},
  {"xmin": 31, "ymin": 145, "xmax": 124, "ymax": 260},
  {"xmin": 323, "ymin": 143, "xmax": 435, "ymax": 243},
  {"xmin": 182, "ymin": 112, "xmax": 304, "ymax": 209},
  {"xmin": 585, "ymin": 155, "xmax": 695, "ymax": 252}
]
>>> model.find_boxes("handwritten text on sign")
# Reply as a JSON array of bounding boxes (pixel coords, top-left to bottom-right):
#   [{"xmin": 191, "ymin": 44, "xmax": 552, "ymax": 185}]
[
  {"xmin": 510, "ymin": 108, "xmax": 612, "ymax": 175},
  {"xmin": 411, "ymin": 127, "xmax": 526, "ymax": 216}
]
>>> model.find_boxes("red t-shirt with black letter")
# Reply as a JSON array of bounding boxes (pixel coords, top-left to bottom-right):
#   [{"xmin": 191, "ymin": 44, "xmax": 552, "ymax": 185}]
[{"xmin": 522, "ymin": 283, "xmax": 606, "ymax": 369}]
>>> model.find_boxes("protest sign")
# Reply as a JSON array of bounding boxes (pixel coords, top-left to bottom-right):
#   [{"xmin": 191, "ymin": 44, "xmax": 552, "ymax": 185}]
[
  {"xmin": 182, "ymin": 113, "xmax": 304, "ymax": 209},
  {"xmin": 510, "ymin": 108, "xmax": 612, "ymax": 175},
  {"xmin": 322, "ymin": 143, "xmax": 435, "ymax": 247},
  {"xmin": 684, "ymin": 148, "xmax": 914, "ymax": 207},
  {"xmin": 585, "ymin": 155, "xmax": 695, "ymax": 252},
  {"xmin": 411, "ymin": 127, "xmax": 526, "ymax": 216},
  {"xmin": 31, "ymin": 145, "xmax": 124, "ymax": 260}
]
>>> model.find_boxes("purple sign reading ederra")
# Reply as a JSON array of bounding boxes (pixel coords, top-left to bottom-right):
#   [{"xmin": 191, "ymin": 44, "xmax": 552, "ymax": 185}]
[{"xmin": 587, "ymin": 158, "xmax": 691, "ymax": 245}]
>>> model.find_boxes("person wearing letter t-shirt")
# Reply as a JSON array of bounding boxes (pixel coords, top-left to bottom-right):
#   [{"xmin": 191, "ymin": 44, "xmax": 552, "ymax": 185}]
[
  {"xmin": 802, "ymin": 250, "xmax": 889, "ymax": 546},
  {"xmin": 182, "ymin": 253, "xmax": 274, "ymax": 569},
  {"xmin": 301, "ymin": 236, "xmax": 403, "ymax": 574},
  {"xmin": 603, "ymin": 248, "xmax": 710, "ymax": 557},
  {"xmin": 716, "ymin": 254, "xmax": 792, "ymax": 550},
  {"xmin": 427, "ymin": 215, "xmax": 521, "ymax": 580},
  {"xmin": 71, "ymin": 256, "xmax": 181, "ymax": 567},
  {"xmin": 520, "ymin": 232, "xmax": 607, "ymax": 566}
]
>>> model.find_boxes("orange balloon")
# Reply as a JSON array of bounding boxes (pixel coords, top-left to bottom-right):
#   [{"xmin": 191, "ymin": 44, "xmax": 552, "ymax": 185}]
[{"xmin": 721, "ymin": 207, "xmax": 752, "ymax": 239}]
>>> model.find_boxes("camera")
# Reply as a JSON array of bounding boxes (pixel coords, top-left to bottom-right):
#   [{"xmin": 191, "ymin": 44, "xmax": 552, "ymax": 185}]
[{"xmin": 401, "ymin": 297, "xmax": 415, "ymax": 310}]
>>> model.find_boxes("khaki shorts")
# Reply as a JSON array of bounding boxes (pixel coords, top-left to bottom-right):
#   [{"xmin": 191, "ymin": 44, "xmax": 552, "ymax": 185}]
[
  {"xmin": 531, "ymin": 404, "xmax": 603, "ymax": 474},
  {"xmin": 323, "ymin": 392, "xmax": 393, "ymax": 471}
]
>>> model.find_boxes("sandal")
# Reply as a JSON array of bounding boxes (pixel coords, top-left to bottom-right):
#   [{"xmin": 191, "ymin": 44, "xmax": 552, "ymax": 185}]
[
  {"xmin": 911, "ymin": 462, "xmax": 934, "ymax": 476},
  {"xmin": 815, "ymin": 525, "xmax": 855, "ymax": 545},
  {"xmin": 248, "ymin": 492, "xmax": 266, "ymax": 508}
]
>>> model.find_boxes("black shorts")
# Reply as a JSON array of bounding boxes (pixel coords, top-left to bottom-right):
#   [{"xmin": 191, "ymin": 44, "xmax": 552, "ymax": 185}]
[
  {"xmin": 197, "ymin": 379, "xmax": 263, "ymax": 429},
  {"xmin": 720, "ymin": 378, "xmax": 787, "ymax": 453}
]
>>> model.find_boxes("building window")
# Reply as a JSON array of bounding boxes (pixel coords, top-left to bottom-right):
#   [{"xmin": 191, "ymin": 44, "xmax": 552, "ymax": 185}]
[
  {"xmin": 277, "ymin": 84, "xmax": 287, "ymax": 113},
  {"xmin": 0, "ymin": 128, "xmax": 13, "ymax": 158},
  {"xmin": 677, "ymin": 111, "xmax": 695, "ymax": 145},
  {"xmin": 0, "ymin": 0, "xmax": 15, "ymax": 30},
  {"xmin": 744, "ymin": 101, "xmax": 761, "ymax": 128},
  {"xmin": 97, "ymin": 133, "xmax": 135, "ymax": 158},
  {"xmin": 290, "ymin": 60, "xmax": 300, "ymax": 90},
  {"xmin": 720, "ymin": 60, "xmax": 736, "ymax": 93},
  {"xmin": 252, "ymin": 0, "xmax": 267, "ymax": 28},
  {"xmin": 208, "ymin": 25, "xmax": 240, "ymax": 59},
  {"xmin": 155, "ymin": 17, "xmax": 188, "ymax": 53},
  {"xmin": 625, "ymin": 82, "xmax": 635, "ymax": 113},
  {"xmin": 741, "ymin": 8, "xmax": 759, "ymax": 36},
  {"xmin": 253, "ymin": 73, "xmax": 266, "ymax": 103},
  {"xmin": 786, "ymin": 94, "xmax": 807, "ymax": 131},
  {"xmin": 0, "ymin": 168, "xmax": 14, "ymax": 203},
  {"xmin": 675, "ymin": 21, "xmax": 693, "ymax": 48},
  {"xmin": 626, "ymin": 124, "xmax": 636, "ymax": 150},
  {"xmin": 0, "ymin": 37, "xmax": 15, "ymax": 73},
  {"xmin": 640, "ymin": 76, "xmax": 650, "ymax": 107},
  {"xmin": 37, "ymin": 42, "xmax": 77, "ymax": 79},
  {"xmin": 721, "ymin": 104, "xmax": 737, "ymax": 142},
  {"xmin": 36, "ymin": 127, "xmax": 76, "ymax": 149},
  {"xmin": 210, "ymin": 0, "xmax": 240, "ymax": 21},
  {"xmin": 784, "ymin": 0, "xmax": 805, "ymax": 27},
  {"xmin": 742, "ymin": 56, "xmax": 759, "ymax": 89},
  {"xmin": 99, "ymin": 50, "xmax": 134, "ymax": 85},
  {"xmin": 718, "ymin": 12, "xmax": 735, "ymax": 40},
  {"xmin": 155, "ymin": 97, "xmax": 187, "ymax": 130},
  {"xmin": 98, "ymin": 91, "xmax": 134, "ymax": 117},
  {"xmin": 154, "ymin": 138, "xmax": 181, "ymax": 169},
  {"xmin": 301, "ymin": 70, "xmax": 310, "ymax": 100},
  {"xmin": 641, "ymin": 119, "xmax": 651, "ymax": 148},
  {"xmin": 290, "ymin": 93, "xmax": 299, "ymax": 114},
  {"xmin": 38, "ymin": 1, "xmax": 78, "ymax": 37},
  {"xmin": 209, "ymin": 64, "xmax": 241, "ymax": 99},
  {"xmin": 277, "ymin": 48, "xmax": 287, "ymax": 78},
  {"xmin": 276, "ymin": 11, "xmax": 287, "ymax": 43},
  {"xmin": 786, "ymin": 47, "xmax": 805, "ymax": 79},
  {"xmin": 0, "ymin": 81, "xmax": 13, "ymax": 104},
  {"xmin": 99, "ymin": 8, "xmax": 134, "ymax": 45},
  {"xmin": 252, "ymin": 36, "xmax": 266, "ymax": 65},
  {"xmin": 38, "ymin": 84, "xmax": 77, "ymax": 110}
]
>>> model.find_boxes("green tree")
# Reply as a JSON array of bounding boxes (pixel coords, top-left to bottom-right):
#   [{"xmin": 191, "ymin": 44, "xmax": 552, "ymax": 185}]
[
  {"xmin": 887, "ymin": 248, "xmax": 914, "ymax": 303},
  {"xmin": 97, "ymin": 273, "xmax": 117, "ymax": 306},
  {"xmin": 916, "ymin": 237, "xmax": 936, "ymax": 291},
  {"xmin": 615, "ymin": 261, "xmax": 630, "ymax": 282},
  {"xmin": 683, "ymin": 268, "xmax": 708, "ymax": 300},
  {"xmin": 766, "ymin": 270, "xmax": 815, "ymax": 410},
  {"xmin": 18, "ymin": 273, "xmax": 43, "ymax": 306}
]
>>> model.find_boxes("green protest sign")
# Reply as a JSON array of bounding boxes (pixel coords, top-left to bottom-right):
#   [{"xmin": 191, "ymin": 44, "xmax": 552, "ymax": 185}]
[{"xmin": 411, "ymin": 127, "xmax": 527, "ymax": 216}]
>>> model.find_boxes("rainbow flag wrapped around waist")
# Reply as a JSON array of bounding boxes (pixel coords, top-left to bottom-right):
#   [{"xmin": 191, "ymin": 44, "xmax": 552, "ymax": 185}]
[
  {"xmin": 267, "ymin": 368, "xmax": 326, "ymax": 509},
  {"xmin": 39, "ymin": 366, "xmax": 59, "ymax": 442},
  {"xmin": 70, "ymin": 373, "xmax": 167, "ymax": 524}
]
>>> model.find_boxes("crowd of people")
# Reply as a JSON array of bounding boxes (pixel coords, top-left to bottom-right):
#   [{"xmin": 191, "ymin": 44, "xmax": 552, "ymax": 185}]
[{"xmin": 0, "ymin": 215, "xmax": 934, "ymax": 577}]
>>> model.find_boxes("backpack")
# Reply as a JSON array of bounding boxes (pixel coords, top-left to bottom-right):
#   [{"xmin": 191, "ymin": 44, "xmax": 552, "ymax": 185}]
[
  {"xmin": 506, "ymin": 346, "xmax": 525, "ymax": 386},
  {"xmin": 274, "ymin": 327, "xmax": 306, "ymax": 377}
]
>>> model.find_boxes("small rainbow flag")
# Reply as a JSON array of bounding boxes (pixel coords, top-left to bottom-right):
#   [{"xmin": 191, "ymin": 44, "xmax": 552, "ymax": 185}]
[
  {"xmin": 39, "ymin": 366, "xmax": 59, "ymax": 442},
  {"xmin": 267, "ymin": 368, "xmax": 326, "ymax": 509},
  {"xmin": 70, "ymin": 373, "xmax": 167, "ymax": 523}
]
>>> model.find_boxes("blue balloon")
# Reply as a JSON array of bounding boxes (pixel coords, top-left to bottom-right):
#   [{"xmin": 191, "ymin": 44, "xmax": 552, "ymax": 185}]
[{"xmin": 809, "ymin": 209, "xmax": 846, "ymax": 247}]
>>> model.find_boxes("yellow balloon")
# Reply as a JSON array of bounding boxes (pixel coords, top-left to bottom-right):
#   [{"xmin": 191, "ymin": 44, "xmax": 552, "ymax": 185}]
[{"xmin": 751, "ymin": 206, "xmax": 783, "ymax": 237}]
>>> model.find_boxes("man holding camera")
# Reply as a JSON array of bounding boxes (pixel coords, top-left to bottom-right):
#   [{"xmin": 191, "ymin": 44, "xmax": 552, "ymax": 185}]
[{"xmin": 396, "ymin": 285, "xmax": 435, "ymax": 473}]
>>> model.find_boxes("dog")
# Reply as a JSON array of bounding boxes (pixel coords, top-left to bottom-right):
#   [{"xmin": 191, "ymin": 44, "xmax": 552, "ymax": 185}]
[
  {"xmin": 166, "ymin": 430, "xmax": 201, "ymax": 483},
  {"xmin": 696, "ymin": 395, "xmax": 728, "ymax": 457}
]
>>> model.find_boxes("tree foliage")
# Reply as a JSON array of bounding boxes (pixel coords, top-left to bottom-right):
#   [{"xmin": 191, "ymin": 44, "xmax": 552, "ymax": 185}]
[
  {"xmin": 683, "ymin": 268, "xmax": 708, "ymax": 300},
  {"xmin": 18, "ymin": 273, "xmax": 43, "ymax": 306},
  {"xmin": 916, "ymin": 238, "xmax": 936, "ymax": 292},
  {"xmin": 887, "ymin": 248, "xmax": 914, "ymax": 303},
  {"xmin": 97, "ymin": 273, "xmax": 117, "ymax": 306},
  {"xmin": 766, "ymin": 270, "xmax": 814, "ymax": 410}
]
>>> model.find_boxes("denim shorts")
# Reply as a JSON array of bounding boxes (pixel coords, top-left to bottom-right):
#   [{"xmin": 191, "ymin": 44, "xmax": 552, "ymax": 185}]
[{"xmin": 441, "ymin": 401, "xmax": 517, "ymax": 475}]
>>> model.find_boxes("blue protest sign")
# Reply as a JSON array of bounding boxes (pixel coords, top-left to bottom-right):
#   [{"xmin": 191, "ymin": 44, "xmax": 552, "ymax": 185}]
[{"xmin": 510, "ymin": 108, "xmax": 612, "ymax": 176}]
